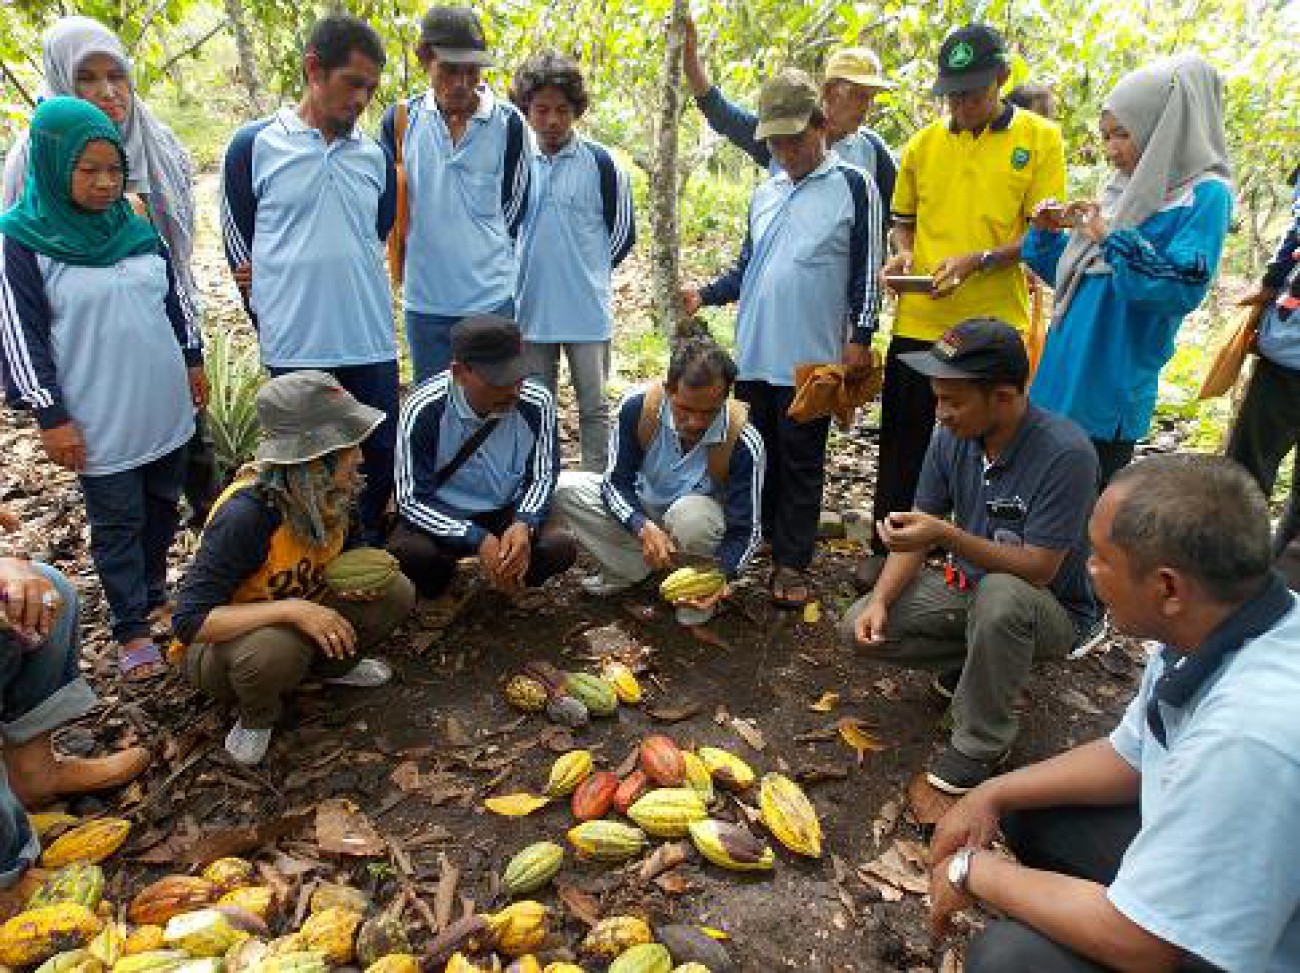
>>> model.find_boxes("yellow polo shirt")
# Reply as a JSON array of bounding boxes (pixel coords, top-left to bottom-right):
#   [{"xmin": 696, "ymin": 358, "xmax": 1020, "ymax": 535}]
[{"xmin": 890, "ymin": 104, "xmax": 1065, "ymax": 342}]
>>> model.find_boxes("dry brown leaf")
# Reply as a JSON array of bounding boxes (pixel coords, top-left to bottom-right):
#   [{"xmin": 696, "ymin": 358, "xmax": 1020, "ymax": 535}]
[
  {"xmin": 315, "ymin": 799, "xmax": 386, "ymax": 857},
  {"xmin": 728, "ymin": 717, "xmax": 766, "ymax": 752},
  {"xmin": 654, "ymin": 869, "xmax": 693, "ymax": 895},
  {"xmin": 433, "ymin": 853, "xmax": 460, "ymax": 932},
  {"xmin": 390, "ymin": 760, "xmax": 423, "ymax": 792},
  {"xmin": 554, "ymin": 881, "xmax": 601, "ymax": 926},
  {"xmin": 647, "ymin": 702, "xmax": 703, "ymax": 723},
  {"xmin": 483, "ymin": 793, "xmax": 550, "ymax": 817},
  {"xmin": 837, "ymin": 716, "xmax": 886, "ymax": 764},
  {"xmin": 809, "ymin": 692, "xmax": 840, "ymax": 713},
  {"xmin": 860, "ymin": 843, "xmax": 929, "ymax": 896},
  {"xmin": 639, "ymin": 840, "xmax": 690, "ymax": 881}
]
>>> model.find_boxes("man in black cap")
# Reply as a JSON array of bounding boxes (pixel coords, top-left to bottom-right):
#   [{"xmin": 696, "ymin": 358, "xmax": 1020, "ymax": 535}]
[
  {"xmin": 839, "ymin": 318, "xmax": 1098, "ymax": 794},
  {"xmin": 387, "ymin": 315, "xmax": 576, "ymax": 600},
  {"xmin": 380, "ymin": 6, "xmax": 531, "ymax": 383},
  {"xmin": 861, "ymin": 24, "xmax": 1065, "ymax": 591}
]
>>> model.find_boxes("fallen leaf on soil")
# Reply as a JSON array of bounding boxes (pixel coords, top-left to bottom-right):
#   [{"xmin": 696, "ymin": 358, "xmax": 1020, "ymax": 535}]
[
  {"xmin": 537, "ymin": 726, "xmax": 577, "ymax": 752},
  {"xmin": 654, "ymin": 869, "xmax": 694, "ymax": 895},
  {"xmin": 794, "ymin": 764, "xmax": 850, "ymax": 785},
  {"xmin": 554, "ymin": 881, "xmax": 601, "ymax": 926},
  {"xmin": 873, "ymin": 677, "xmax": 900, "ymax": 700},
  {"xmin": 647, "ymin": 702, "xmax": 703, "ymax": 723},
  {"xmin": 872, "ymin": 800, "xmax": 901, "ymax": 846},
  {"xmin": 391, "ymin": 760, "xmax": 423, "ymax": 792},
  {"xmin": 484, "ymin": 793, "xmax": 550, "ymax": 816},
  {"xmin": 444, "ymin": 715, "xmax": 472, "ymax": 747},
  {"xmin": 433, "ymin": 853, "xmax": 460, "ymax": 932},
  {"xmin": 713, "ymin": 704, "xmax": 730, "ymax": 725},
  {"xmin": 906, "ymin": 772, "xmax": 958, "ymax": 826},
  {"xmin": 728, "ymin": 717, "xmax": 766, "ymax": 752},
  {"xmin": 802, "ymin": 601, "xmax": 822, "ymax": 624},
  {"xmin": 315, "ymin": 799, "xmax": 386, "ymax": 857},
  {"xmin": 809, "ymin": 692, "xmax": 840, "ymax": 713},
  {"xmin": 860, "ymin": 842, "xmax": 929, "ymax": 896},
  {"xmin": 178, "ymin": 810, "xmax": 313, "ymax": 865},
  {"xmin": 838, "ymin": 717, "xmax": 885, "ymax": 764},
  {"xmin": 640, "ymin": 840, "xmax": 690, "ymax": 881}
]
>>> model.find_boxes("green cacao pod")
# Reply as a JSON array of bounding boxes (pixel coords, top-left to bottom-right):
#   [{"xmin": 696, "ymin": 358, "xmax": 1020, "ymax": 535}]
[
  {"xmin": 502, "ymin": 842, "xmax": 564, "ymax": 896},
  {"xmin": 322, "ymin": 548, "xmax": 399, "ymax": 598},
  {"xmin": 27, "ymin": 865, "xmax": 105, "ymax": 911},
  {"xmin": 626, "ymin": 789, "xmax": 708, "ymax": 838},
  {"xmin": 354, "ymin": 914, "xmax": 411, "ymax": 968},
  {"xmin": 608, "ymin": 943, "xmax": 672, "ymax": 973},
  {"xmin": 566, "ymin": 821, "xmax": 647, "ymax": 862},
  {"xmin": 562, "ymin": 673, "xmax": 618, "ymax": 717}
]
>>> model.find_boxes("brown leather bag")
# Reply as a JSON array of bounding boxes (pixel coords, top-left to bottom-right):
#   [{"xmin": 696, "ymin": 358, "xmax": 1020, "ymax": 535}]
[
  {"xmin": 386, "ymin": 101, "xmax": 409, "ymax": 285},
  {"xmin": 1198, "ymin": 304, "xmax": 1263, "ymax": 400}
]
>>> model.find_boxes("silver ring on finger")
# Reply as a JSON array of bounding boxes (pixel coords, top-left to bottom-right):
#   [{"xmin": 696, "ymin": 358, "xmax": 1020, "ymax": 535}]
[{"xmin": 41, "ymin": 591, "xmax": 59, "ymax": 608}]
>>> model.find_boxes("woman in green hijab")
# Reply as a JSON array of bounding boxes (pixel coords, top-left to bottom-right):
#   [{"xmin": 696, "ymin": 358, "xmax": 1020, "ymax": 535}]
[{"xmin": 0, "ymin": 96, "xmax": 206, "ymax": 681}]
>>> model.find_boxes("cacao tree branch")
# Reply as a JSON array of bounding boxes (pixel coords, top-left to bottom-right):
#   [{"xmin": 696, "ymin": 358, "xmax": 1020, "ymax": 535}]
[
  {"xmin": 0, "ymin": 58, "xmax": 36, "ymax": 108},
  {"xmin": 156, "ymin": 20, "xmax": 230, "ymax": 79}
]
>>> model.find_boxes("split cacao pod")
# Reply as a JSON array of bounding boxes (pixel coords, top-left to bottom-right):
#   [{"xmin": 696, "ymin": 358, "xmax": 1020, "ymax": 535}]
[
  {"xmin": 758, "ymin": 772, "xmax": 823, "ymax": 858},
  {"xmin": 161, "ymin": 910, "xmax": 240, "ymax": 958},
  {"xmin": 579, "ymin": 915, "xmax": 652, "ymax": 960},
  {"xmin": 639, "ymin": 736, "xmax": 685, "ymax": 787}
]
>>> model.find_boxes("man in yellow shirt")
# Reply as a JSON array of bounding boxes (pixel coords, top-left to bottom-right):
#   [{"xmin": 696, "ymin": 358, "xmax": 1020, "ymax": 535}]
[{"xmin": 861, "ymin": 24, "xmax": 1065, "ymax": 587}]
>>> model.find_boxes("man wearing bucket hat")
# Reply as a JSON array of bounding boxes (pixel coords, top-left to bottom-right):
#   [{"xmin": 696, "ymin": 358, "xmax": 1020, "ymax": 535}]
[
  {"xmin": 388, "ymin": 316, "xmax": 577, "ymax": 599},
  {"xmin": 172, "ymin": 372, "xmax": 416, "ymax": 766},
  {"xmin": 860, "ymin": 24, "xmax": 1066, "ymax": 593},
  {"xmin": 381, "ymin": 6, "xmax": 532, "ymax": 383},
  {"xmin": 681, "ymin": 69, "xmax": 883, "ymax": 609},
  {"xmin": 840, "ymin": 319, "xmax": 1097, "ymax": 795},
  {"xmin": 683, "ymin": 15, "xmax": 897, "ymax": 223}
]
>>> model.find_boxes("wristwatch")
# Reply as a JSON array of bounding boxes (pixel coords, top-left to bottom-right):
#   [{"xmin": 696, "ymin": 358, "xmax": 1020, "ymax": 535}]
[
  {"xmin": 947, "ymin": 846, "xmax": 977, "ymax": 893},
  {"xmin": 977, "ymin": 249, "xmax": 996, "ymax": 272}
]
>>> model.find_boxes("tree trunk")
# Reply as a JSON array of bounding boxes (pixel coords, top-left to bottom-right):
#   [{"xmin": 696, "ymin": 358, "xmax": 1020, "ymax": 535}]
[
  {"xmin": 224, "ymin": 0, "xmax": 265, "ymax": 117},
  {"xmin": 647, "ymin": 0, "xmax": 688, "ymax": 335}
]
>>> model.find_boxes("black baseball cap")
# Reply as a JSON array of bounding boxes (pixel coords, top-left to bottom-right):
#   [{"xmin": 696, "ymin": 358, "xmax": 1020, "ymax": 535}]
[
  {"xmin": 900, "ymin": 318, "xmax": 1029, "ymax": 385},
  {"xmin": 419, "ymin": 6, "xmax": 492, "ymax": 66},
  {"xmin": 451, "ymin": 314, "xmax": 529, "ymax": 386},
  {"xmin": 932, "ymin": 24, "xmax": 1008, "ymax": 96}
]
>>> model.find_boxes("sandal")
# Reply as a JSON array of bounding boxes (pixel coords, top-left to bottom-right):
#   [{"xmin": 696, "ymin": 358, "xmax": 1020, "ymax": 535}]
[
  {"xmin": 119, "ymin": 642, "xmax": 167, "ymax": 682},
  {"xmin": 770, "ymin": 565, "xmax": 812, "ymax": 610}
]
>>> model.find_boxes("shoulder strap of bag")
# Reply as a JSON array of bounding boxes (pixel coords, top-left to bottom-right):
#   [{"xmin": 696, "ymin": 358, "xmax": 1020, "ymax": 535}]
[
  {"xmin": 394, "ymin": 100, "xmax": 409, "ymax": 163},
  {"xmin": 637, "ymin": 382, "xmax": 665, "ymax": 452},
  {"xmin": 707, "ymin": 399, "xmax": 749, "ymax": 486},
  {"xmin": 432, "ymin": 417, "xmax": 500, "ymax": 490}
]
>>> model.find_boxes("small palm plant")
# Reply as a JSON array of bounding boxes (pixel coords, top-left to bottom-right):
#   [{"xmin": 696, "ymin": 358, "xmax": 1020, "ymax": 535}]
[{"xmin": 204, "ymin": 326, "xmax": 264, "ymax": 482}]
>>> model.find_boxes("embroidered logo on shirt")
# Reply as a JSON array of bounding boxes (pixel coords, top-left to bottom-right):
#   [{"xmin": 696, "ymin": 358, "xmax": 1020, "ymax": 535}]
[
  {"xmin": 1010, "ymin": 147, "xmax": 1031, "ymax": 170},
  {"xmin": 947, "ymin": 42, "xmax": 974, "ymax": 69}
]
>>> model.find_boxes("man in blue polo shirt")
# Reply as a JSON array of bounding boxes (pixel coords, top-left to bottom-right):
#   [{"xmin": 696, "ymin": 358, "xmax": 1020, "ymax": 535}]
[
  {"xmin": 841, "ymin": 318, "xmax": 1098, "ymax": 794},
  {"xmin": 387, "ymin": 316, "xmax": 576, "ymax": 599},
  {"xmin": 928, "ymin": 455, "xmax": 1300, "ymax": 972},
  {"xmin": 511, "ymin": 51, "xmax": 635, "ymax": 472},
  {"xmin": 554, "ymin": 326, "xmax": 763, "ymax": 627},
  {"xmin": 220, "ymin": 15, "xmax": 397, "ymax": 542},
  {"xmin": 381, "ymin": 6, "xmax": 531, "ymax": 383},
  {"xmin": 681, "ymin": 68, "xmax": 882, "ymax": 609}
]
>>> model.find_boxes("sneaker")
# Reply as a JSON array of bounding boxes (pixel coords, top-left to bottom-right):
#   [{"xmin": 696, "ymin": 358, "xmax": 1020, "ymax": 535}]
[
  {"xmin": 853, "ymin": 554, "xmax": 888, "ymax": 593},
  {"xmin": 580, "ymin": 574, "xmax": 632, "ymax": 597},
  {"xmin": 925, "ymin": 745, "xmax": 997, "ymax": 796},
  {"xmin": 930, "ymin": 668, "xmax": 962, "ymax": 701},
  {"xmin": 326, "ymin": 657, "xmax": 393, "ymax": 688},
  {"xmin": 225, "ymin": 721, "xmax": 272, "ymax": 766}
]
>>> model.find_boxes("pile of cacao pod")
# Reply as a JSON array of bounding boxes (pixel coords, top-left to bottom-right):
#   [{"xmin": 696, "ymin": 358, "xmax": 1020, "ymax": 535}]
[{"xmin": 502, "ymin": 659, "xmax": 642, "ymax": 729}]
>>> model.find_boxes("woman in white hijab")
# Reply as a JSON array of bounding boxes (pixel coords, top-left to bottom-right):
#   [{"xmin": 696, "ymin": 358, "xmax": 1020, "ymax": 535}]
[
  {"xmin": 1024, "ymin": 54, "xmax": 1234, "ymax": 485},
  {"xmin": 2, "ymin": 16, "xmax": 218, "ymax": 532}
]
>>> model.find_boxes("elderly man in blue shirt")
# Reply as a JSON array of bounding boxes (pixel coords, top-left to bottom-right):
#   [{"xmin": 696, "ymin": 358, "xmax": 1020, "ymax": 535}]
[
  {"xmin": 928, "ymin": 455, "xmax": 1300, "ymax": 973},
  {"xmin": 554, "ymin": 325, "xmax": 763, "ymax": 627},
  {"xmin": 511, "ymin": 51, "xmax": 636, "ymax": 473},
  {"xmin": 221, "ymin": 15, "xmax": 397, "ymax": 543},
  {"xmin": 381, "ymin": 6, "xmax": 531, "ymax": 384},
  {"xmin": 682, "ymin": 68, "xmax": 883, "ymax": 609},
  {"xmin": 387, "ymin": 316, "xmax": 576, "ymax": 599}
]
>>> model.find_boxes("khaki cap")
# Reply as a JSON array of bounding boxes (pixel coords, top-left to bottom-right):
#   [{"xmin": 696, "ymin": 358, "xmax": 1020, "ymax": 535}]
[
  {"xmin": 825, "ymin": 47, "xmax": 894, "ymax": 90},
  {"xmin": 755, "ymin": 68, "xmax": 821, "ymax": 140}
]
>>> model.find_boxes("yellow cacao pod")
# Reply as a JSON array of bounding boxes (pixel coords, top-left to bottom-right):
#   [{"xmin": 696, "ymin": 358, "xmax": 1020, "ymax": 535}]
[
  {"xmin": 199, "ymin": 859, "xmax": 255, "ymax": 894},
  {"xmin": 109, "ymin": 950, "xmax": 189, "ymax": 973},
  {"xmin": 681, "ymin": 753, "xmax": 715, "ymax": 804},
  {"xmin": 626, "ymin": 788, "xmax": 708, "ymax": 838},
  {"xmin": 298, "ymin": 908, "xmax": 361, "ymax": 965},
  {"xmin": 28, "ymin": 814, "xmax": 80, "ymax": 841},
  {"xmin": 0, "ymin": 903, "xmax": 104, "ymax": 966},
  {"xmin": 364, "ymin": 955, "xmax": 420, "ymax": 973},
  {"xmin": 217, "ymin": 887, "xmax": 275, "ymax": 922},
  {"xmin": 163, "ymin": 910, "xmax": 240, "ymax": 959},
  {"xmin": 87, "ymin": 922, "xmax": 127, "ymax": 968},
  {"xmin": 443, "ymin": 954, "xmax": 500, "ymax": 972},
  {"xmin": 598, "ymin": 659, "xmax": 642, "ymax": 704},
  {"xmin": 687, "ymin": 819, "xmax": 775, "ymax": 872},
  {"xmin": 41, "ymin": 819, "xmax": 131, "ymax": 867},
  {"xmin": 696, "ymin": 747, "xmax": 755, "ymax": 792},
  {"xmin": 27, "ymin": 864, "xmax": 105, "ymax": 911},
  {"xmin": 659, "ymin": 567, "xmax": 725, "ymax": 603},
  {"xmin": 758, "ymin": 772, "xmax": 823, "ymax": 858},
  {"xmin": 579, "ymin": 915, "xmax": 652, "ymax": 960},
  {"xmin": 262, "ymin": 935, "xmax": 306, "ymax": 959},
  {"xmin": 566, "ymin": 821, "xmax": 647, "ymax": 862},
  {"xmin": 122, "ymin": 928, "xmax": 165, "ymax": 957},
  {"xmin": 502, "ymin": 842, "xmax": 564, "ymax": 896},
  {"xmin": 307, "ymin": 884, "xmax": 369, "ymax": 917},
  {"xmin": 34, "ymin": 948, "xmax": 103, "ymax": 973},
  {"xmin": 128, "ymin": 878, "xmax": 219, "ymax": 926},
  {"xmin": 609, "ymin": 943, "xmax": 672, "ymax": 973},
  {"xmin": 250, "ymin": 951, "xmax": 329, "ymax": 973},
  {"xmin": 484, "ymin": 901, "xmax": 548, "ymax": 958},
  {"xmin": 543, "ymin": 750, "xmax": 593, "ymax": 798}
]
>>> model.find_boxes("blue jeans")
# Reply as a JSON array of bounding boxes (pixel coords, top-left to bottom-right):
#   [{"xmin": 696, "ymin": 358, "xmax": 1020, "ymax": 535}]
[
  {"xmin": 268, "ymin": 360, "xmax": 399, "ymax": 542},
  {"xmin": 79, "ymin": 446, "xmax": 186, "ymax": 643},
  {"xmin": 406, "ymin": 299, "xmax": 515, "ymax": 385},
  {"xmin": 0, "ymin": 564, "xmax": 98, "ymax": 885}
]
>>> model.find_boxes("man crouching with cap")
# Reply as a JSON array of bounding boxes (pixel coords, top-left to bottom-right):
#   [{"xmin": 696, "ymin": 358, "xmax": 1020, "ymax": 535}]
[
  {"xmin": 388, "ymin": 316, "xmax": 577, "ymax": 600},
  {"xmin": 839, "ymin": 319, "xmax": 1099, "ymax": 794}
]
